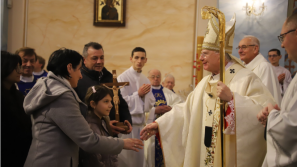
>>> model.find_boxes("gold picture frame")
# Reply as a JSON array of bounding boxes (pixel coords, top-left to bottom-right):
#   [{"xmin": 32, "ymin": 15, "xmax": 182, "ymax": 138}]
[{"xmin": 94, "ymin": 0, "xmax": 126, "ymax": 27}]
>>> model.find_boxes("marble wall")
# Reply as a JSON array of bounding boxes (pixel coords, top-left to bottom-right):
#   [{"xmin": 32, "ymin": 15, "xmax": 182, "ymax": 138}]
[{"xmin": 26, "ymin": 0, "xmax": 197, "ymax": 93}]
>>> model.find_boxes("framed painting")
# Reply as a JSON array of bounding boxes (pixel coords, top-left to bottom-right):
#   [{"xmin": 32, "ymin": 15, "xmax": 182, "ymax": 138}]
[{"xmin": 94, "ymin": 0, "xmax": 126, "ymax": 27}]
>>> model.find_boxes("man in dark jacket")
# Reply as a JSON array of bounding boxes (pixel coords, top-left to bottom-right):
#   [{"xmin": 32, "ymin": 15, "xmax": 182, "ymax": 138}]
[{"xmin": 75, "ymin": 42, "xmax": 132, "ymax": 135}]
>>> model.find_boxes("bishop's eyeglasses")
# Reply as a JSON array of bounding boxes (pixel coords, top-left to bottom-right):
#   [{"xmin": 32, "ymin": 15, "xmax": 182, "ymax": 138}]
[{"xmin": 278, "ymin": 29, "xmax": 296, "ymax": 43}]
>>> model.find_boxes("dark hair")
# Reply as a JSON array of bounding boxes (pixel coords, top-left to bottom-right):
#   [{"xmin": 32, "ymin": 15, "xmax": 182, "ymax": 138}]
[
  {"xmin": 1, "ymin": 51, "xmax": 22, "ymax": 80},
  {"xmin": 36, "ymin": 55, "xmax": 46, "ymax": 69},
  {"xmin": 286, "ymin": 12, "xmax": 297, "ymax": 29},
  {"xmin": 82, "ymin": 42, "xmax": 103, "ymax": 58},
  {"xmin": 15, "ymin": 47, "xmax": 37, "ymax": 61},
  {"xmin": 47, "ymin": 48, "xmax": 83, "ymax": 78},
  {"xmin": 131, "ymin": 47, "xmax": 146, "ymax": 57},
  {"xmin": 268, "ymin": 48, "xmax": 281, "ymax": 56},
  {"xmin": 85, "ymin": 85, "xmax": 113, "ymax": 112}
]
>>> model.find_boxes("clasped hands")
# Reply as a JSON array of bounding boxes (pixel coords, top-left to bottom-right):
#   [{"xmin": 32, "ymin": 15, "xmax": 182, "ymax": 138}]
[
  {"xmin": 257, "ymin": 103, "xmax": 280, "ymax": 127},
  {"xmin": 109, "ymin": 120, "xmax": 132, "ymax": 135}
]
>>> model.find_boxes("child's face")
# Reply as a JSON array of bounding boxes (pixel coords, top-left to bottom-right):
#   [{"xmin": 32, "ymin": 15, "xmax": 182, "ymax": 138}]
[{"xmin": 92, "ymin": 94, "xmax": 113, "ymax": 118}]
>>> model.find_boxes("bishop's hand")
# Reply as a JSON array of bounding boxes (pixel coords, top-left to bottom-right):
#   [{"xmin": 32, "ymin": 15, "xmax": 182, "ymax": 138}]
[
  {"xmin": 217, "ymin": 81, "xmax": 233, "ymax": 102},
  {"xmin": 140, "ymin": 122, "xmax": 158, "ymax": 140}
]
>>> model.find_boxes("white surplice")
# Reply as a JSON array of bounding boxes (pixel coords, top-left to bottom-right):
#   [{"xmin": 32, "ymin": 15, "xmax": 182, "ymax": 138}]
[
  {"xmin": 272, "ymin": 65, "xmax": 292, "ymax": 96},
  {"xmin": 155, "ymin": 61, "xmax": 276, "ymax": 167},
  {"xmin": 144, "ymin": 86, "xmax": 183, "ymax": 167},
  {"xmin": 262, "ymin": 74, "xmax": 297, "ymax": 167},
  {"xmin": 245, "ymin": 53, "xmax": 282, "ymax": 106},
  {"xmin": 117, "ymin": 66, "xmax": 155, "ymax": 167}
]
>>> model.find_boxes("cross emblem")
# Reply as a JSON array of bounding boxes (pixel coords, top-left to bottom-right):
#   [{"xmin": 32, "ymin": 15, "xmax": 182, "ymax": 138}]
[
  {"xmin": 208, "ymin": 110, "xmax": 212, "ymax": 116},
  {"xmin": 230, "ymin": 69, "xmax": 235, "ymax": 73},
  {"xmin": 285, "ymin": 59, "xmax": 295, "ymax": 73}
]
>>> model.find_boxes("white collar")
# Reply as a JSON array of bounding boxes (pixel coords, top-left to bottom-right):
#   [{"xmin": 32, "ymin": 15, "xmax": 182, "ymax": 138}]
[
  {"xmin": 33, "ymin": 70, "xmax": 44, "ymax": 75},
  {"xmin": 211, "ymin": 61, "xmax": 234, "ymax": 80},
  {"xmin": 20, "ymin": 75, "xmax": 34, "ymax": 82},
  {"xmin": 152, "ymin": 85, "xmax": 161, "ymax": 89}
]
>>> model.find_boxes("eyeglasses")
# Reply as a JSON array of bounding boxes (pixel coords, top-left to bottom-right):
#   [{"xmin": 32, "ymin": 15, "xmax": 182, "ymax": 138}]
[
  {"xmin": 268, "ymin": 54, "xmax": 279, "ymax": 58},
  {"xmin": 15, "ymin": 65, "xmax": 23, "ymax": 73},
  {"xmin": 235, "ymin": 45, "xmax": 255, "ymax": 50},
  {"xmin": 278, "ymin": 29, "xmax": 296, "ymax": 43},
  {"xmin": 149, "ymin": 75, "xmax": 160, "ymax": 79}
]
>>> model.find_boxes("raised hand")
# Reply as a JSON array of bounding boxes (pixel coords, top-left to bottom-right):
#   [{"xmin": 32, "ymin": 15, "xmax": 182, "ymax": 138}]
[
  {"xmin": 123, "ymin": 138, "xmax": 144, "ymax": 152},
  {"xmin": 138, "ymin": 84, "xmax": 151, "ymax": 97},
  {"xmin": 217, "ymin": 81, "xmax": 233, "ymax": 102},
  {"xmin": 140, "ymin": 122, "xmax": 158, "ymax": 140}
]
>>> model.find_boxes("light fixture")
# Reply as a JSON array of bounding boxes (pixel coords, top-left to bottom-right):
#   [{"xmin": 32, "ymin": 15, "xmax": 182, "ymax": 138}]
[{"xmin": 244, "ymin": 0, "xmax": 266, "ymax": 16}]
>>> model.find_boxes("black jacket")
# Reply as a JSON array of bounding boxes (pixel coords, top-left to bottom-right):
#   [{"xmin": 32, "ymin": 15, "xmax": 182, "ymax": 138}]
[
  {"xmin": 1, "ymin": 84, "xmax": 32, "ymax": 167},
  {"xmin": 75, "ymin": 65, "xmax": 132, "ymax": 125}
]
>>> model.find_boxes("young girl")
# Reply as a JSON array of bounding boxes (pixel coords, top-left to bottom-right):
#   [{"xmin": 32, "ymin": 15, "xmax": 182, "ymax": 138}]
[{"xmin": 83, "ymin": 85, "xmax": 132, "ymax": 167}]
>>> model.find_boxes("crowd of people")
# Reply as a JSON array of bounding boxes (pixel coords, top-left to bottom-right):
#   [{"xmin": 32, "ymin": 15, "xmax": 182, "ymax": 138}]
[{"xmin": 1, "ymin": 10, "xmax": 296, "ymax": 167}]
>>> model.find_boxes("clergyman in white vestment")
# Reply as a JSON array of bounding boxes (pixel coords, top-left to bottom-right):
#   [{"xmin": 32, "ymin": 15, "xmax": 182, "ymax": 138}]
[
  {"xmin": 140, "ymin": 13, "xmax": 276, "ymax": 167},
  {"xmin": 268, "ymin": 48, "xmax": 292, "ymax": 96},
  {"xmin": 117, "ymin": 47, "xmax": 155, "ymax": 167},
  {"xmin": 258, "ymin": 13, "xmax": 297, "ymax": 167},
  {"xmin": 238, "ymin": 35, "xmax": 282, "ymax": 106},
  {"xmin": 145, "ymin": 69, "xmax": 183, "ymax": 167}
]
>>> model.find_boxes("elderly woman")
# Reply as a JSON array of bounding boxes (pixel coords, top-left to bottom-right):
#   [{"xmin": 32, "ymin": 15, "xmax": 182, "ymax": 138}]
[
  {"xmin": 1, "ymin": 51, "xmax": 32, "ymax": 166},
  {"xmin": 23, "ymin": 48, "xmax": 143, "ymax": 167}
]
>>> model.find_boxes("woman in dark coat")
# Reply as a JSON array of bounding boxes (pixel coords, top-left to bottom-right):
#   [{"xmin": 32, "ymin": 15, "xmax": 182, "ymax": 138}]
[{"xmin": 1, "ymin": 51, "xmax": 32, "ymax": 166}]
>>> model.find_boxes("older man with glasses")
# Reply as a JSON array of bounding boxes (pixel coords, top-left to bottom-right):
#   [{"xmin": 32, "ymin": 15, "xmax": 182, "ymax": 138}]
[
  {"xmin": 144, "ymin": 69, "xmax": 183, "ymax": 167},
  {"xmin": 258, "ymin": 12, "xmax": 297, "ymax": 167},
  {"xmin": 237, "ymin": 35, "xmax": 282, "ymax": 106},
  {"xmin": 268, "ymin": 48, "xmax": 292, "ymax": 97}
]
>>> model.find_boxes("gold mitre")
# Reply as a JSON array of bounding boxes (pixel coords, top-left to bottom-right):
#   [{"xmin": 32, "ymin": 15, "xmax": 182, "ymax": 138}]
[{"xmin": 202, "ymin": 14, "xmax": 236, "ymax": 54}]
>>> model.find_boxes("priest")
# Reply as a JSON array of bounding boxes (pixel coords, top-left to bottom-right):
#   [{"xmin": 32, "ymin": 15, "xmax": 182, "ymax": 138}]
[
  {"xmin": 140, "ymin": 12, "xmax": 276, "ymax": 167},
  {"xmin": 237, "ymin": 35, "xmax": 282, "ymax": 105},
  {"xmin": 268, "ymin": 48, "xmax": 292, "ymax": 96},
  {"xmin": 258, "ymin": 12, "xmax": 297, "ymax": 167},
  {"xmin": 145, "ymin": 69, "xmax": 183, "ymax": 167},
  {"xmin": 117, "ymin": 47, "xmax": 155, "ymax": 167}
]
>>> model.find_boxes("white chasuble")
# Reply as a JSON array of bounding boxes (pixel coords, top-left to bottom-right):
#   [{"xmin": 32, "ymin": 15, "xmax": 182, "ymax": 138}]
[
  {"xmin": 117, "ymin": 66, "xmax": 155, "ymax": 167},
  {"xmin": 245, "ymin": 53, "xmax": 282, "ymax": 106},
  {"xmin": 155, "ymin": 61, "xmax": 276, "ymax": 167},
  {"xmin": 263, "ymin": 74, "xmax": 297, "ymax": 167}
]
